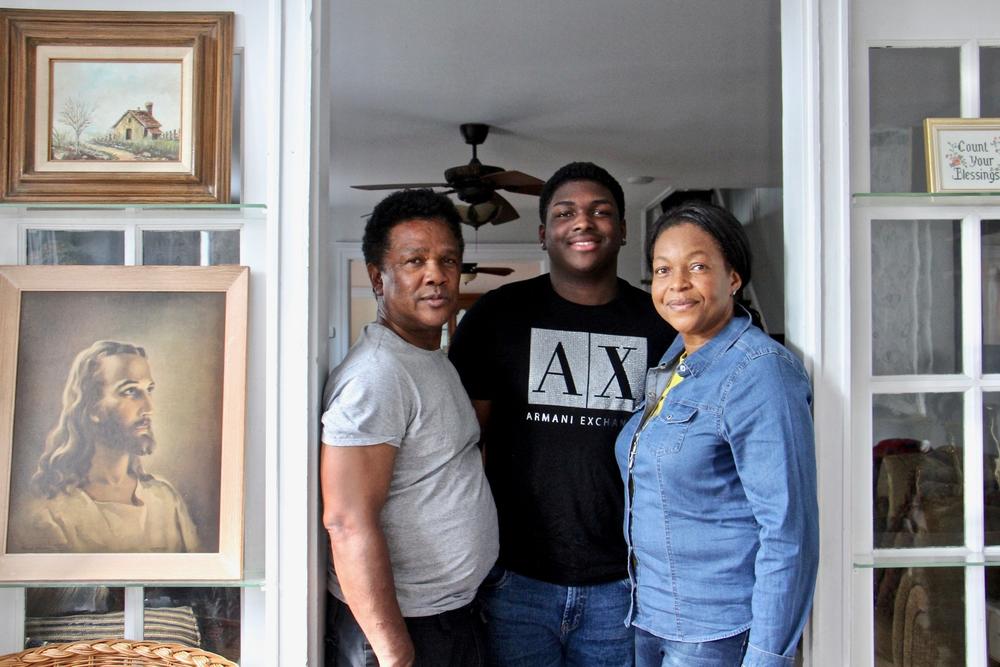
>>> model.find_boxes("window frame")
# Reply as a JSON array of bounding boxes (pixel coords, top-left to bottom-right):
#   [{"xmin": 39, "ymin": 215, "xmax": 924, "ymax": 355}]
[
  {"xmin": 850, "ymin": 34, "xmax": 1000, "ymax": 664},
  {"xmin": 0, "ymin": 214, "xmax": 252, "ymax": 661}
]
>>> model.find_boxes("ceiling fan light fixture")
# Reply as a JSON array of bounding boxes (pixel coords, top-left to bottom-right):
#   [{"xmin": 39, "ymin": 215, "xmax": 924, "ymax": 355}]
[{"xmin": 470, "ymin": 201, "xmax": 500, "ymax": 224}]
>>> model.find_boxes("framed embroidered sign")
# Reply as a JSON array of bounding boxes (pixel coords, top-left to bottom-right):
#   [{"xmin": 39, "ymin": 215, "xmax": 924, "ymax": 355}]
[{"xmin": 924, "ymin": 117, "xmax": 1000, "ymax": 192}]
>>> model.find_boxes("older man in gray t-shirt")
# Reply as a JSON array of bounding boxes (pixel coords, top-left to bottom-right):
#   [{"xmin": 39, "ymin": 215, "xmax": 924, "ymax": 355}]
[
  {"xmin": 322, "ymin": 322, "xmax": 498, "ymax": 616},
  {"xmin": 320, "ymin": 188, "xmax": 498, "ymax": 667}
]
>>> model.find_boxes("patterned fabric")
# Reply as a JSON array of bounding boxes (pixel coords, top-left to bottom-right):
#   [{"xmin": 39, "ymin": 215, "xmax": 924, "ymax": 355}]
[{"xmin": 25, "ymin": 606, "xmax": 200, "ymax": 647}]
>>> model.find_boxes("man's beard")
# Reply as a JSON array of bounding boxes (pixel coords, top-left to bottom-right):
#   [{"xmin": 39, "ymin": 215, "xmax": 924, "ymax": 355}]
[{"xmin": 91, "ymin": 413, "xmax": 156, "ymax": 456}]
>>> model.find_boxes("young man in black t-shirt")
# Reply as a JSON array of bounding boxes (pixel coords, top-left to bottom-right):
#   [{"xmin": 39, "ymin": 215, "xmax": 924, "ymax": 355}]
[{"xmin": 449, "ymin": 162, "xmax": 675, "ymax": 666}]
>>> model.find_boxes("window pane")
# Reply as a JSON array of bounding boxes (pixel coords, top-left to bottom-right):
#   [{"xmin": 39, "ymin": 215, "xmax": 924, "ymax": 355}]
[
  {"xmin": 872, "ymin": 219, "xmax": 962, "ymax": 376},
  {"xmin": 142, "ymin": 230, "xmax": 240, "ymax": 266},
  {"xmin": 986, "ymin": 221, "xmax": 1000, "ymax": 374},
  {"xmin": 26, "ymin": 230, "xmax": 124, "ymax": 265},
  {"xmin": 144, "ymin": 587, "xmax": 240, "ymax": 662},
  {"xmin": 874, "ymin": 567, "xmax": 965, "ymax": 665},
  {"xmin": 988, "ymin": 567, "xmax": 1000, "ymax": 665},
  {"xmin": 988, "ymin": 393, "xmax": 1000, "ymax": 547},
  {"xmin": 207, "ymin": 230, "xmax": 240, "ymax": 265},
  {"xmin": 873, "ymin": 393, "xmax": 964, "ymax": 548},
  {"xmin": 869, "ymin": 47, "xmax": 960, "ymax": 192},
  {"xmin": 24, "ymin": 587, "xmax": 124, "ymax": 648},
  {"xmin": 143, "ymin": 230, "xmax": 201, "ymax": 265},
  {"xmin": 982, "ymin": 47, "xmax": 1000, "ymax": 118}
]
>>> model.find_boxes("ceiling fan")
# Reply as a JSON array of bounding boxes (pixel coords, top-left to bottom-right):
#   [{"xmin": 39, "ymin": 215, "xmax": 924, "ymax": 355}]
[
  {"xmin": 351, "ymin": 123, "xmax": 545, "ymax": 228},
  {"xmin": 461, "ymin": 262, "xmax": 514, "ymax": 285}
]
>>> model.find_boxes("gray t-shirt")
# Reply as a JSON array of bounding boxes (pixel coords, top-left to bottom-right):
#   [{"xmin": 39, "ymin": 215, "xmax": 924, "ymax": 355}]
[{"xmin": 321, "ymin": 323, "xmax": 499, "ymax": 617}]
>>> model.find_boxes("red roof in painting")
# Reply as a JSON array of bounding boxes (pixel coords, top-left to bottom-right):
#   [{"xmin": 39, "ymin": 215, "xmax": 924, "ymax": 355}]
[{"xmin": 111, "ymin": 106, "xmax": 163, "ymax": 131}]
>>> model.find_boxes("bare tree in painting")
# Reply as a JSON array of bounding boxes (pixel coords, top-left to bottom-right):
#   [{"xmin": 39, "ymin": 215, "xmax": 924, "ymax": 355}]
[{"xmin": 58, "ymin": 98, "xmax": 96, "ymax": 151}]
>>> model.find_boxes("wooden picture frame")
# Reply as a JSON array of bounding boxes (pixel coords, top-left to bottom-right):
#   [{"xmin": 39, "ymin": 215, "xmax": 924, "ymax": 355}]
[
  {"xmin": 0, "ymin": 10, "xmax": 233, "ymax": 203},
  {"xmin": 924, "ymin": 117, "xmax": 1000, "ymax": 193},
  {"xmin": 0, "ymin": 265, "xmax": 248, "ymax": 582}
]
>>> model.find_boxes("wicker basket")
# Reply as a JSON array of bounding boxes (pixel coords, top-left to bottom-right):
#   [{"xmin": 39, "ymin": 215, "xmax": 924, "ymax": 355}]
[{"xmin": 0, "ymin": 639, "xmax": 237, "ymax": 666}]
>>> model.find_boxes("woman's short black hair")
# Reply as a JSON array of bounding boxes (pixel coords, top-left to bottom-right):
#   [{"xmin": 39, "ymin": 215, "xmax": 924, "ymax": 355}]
[
  {"xmin": 362, "ymin": 189, "xmax": 464, "ymax": 267},
  {"xmin": 538, "ymin": 162, "xmax": 626, "ymax": 223},
  {"xmin": 646, "ymin": 200, "xmax": 754, "ymax": 304}
]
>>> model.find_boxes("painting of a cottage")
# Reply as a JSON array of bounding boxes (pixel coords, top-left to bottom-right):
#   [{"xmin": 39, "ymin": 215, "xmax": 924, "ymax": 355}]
[
  {"xmin": 112, "ymin": 102, "xmax": 163, "ymax": 142},
  {"xmin": 49, "ymin": 60, "xmax": 183, "ymax": 162}
]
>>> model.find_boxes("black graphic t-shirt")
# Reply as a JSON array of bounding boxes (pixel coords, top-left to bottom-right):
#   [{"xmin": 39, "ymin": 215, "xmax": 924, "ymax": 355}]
[{"xmin": 449, "ymin": 275, "xmax": 675, "ymax": 585}]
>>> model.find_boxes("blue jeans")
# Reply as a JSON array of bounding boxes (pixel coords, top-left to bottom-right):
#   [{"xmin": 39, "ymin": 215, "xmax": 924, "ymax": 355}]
[
  {"xmin": 477, "ymin": 566, "xmax": 633, "ymax": 666},
  {"xmin": 635, "ymin": 627, "xmax": 749, "ymax": 667}
]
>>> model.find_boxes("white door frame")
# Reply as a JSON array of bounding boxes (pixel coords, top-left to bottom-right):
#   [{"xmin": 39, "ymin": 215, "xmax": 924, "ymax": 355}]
[
  {"xmin": 295, "ymin": 0, "xmax": 842, "ymax": 662},
  {"xmin": 271, "ymin": 0, "xmax": 325, "ymax": 665},
  {"xmin": 781, "ymin": 0, "xmax": 852, "ymax": 664}
]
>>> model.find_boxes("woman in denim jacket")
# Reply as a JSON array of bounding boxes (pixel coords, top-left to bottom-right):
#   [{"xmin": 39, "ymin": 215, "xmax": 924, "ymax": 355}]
[{"xmin": 614, "ymin": 202, "xmax": 818, "ymax": 667}]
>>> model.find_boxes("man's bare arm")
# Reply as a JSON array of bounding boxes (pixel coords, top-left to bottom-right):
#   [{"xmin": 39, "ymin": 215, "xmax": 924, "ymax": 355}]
[{"xmin": 321, "ymin": 443, "xmax": 413, "ymax": 667}]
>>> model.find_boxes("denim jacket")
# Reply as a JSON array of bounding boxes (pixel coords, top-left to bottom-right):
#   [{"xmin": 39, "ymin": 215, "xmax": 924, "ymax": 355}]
[{"xmin": 614, "ymin": 313, "xmax": 818, "ymax": 667}]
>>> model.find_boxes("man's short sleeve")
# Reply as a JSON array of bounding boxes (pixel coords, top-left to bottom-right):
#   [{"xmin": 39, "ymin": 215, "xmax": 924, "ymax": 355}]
[
  {"xmin": 321, "ymin": 363, "xmax": 409, "ymax": 448},
  {"xmin": 448, "ymin": 292, "xmax": 498, "ymax": 400}
]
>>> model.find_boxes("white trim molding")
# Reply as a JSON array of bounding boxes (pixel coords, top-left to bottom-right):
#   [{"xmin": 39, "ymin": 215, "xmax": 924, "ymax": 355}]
[
  {"xmin": 268, "ymin": 0, "xmax": 323, "ymax": 665},
  {"xmin": 782, "ymin": 0, "xmax": 852, "ymax": 663}
]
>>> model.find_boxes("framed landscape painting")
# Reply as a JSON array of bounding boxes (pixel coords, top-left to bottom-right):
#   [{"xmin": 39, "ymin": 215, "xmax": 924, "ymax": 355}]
[
  {"xmin": 0, "ymin": 265, "xmax": 248, "ymax": 582},
  {"xmin": 0, "ymin": 10, "xmax": 233, "ymax": 203}
]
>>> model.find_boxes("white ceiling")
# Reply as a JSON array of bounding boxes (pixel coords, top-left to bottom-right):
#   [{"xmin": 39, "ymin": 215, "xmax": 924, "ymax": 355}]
[{"xmin": 328, "ymin": 0, "xmax": 782, "ymax": 243}]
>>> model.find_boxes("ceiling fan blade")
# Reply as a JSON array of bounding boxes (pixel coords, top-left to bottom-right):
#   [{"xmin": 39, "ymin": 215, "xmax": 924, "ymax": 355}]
[
  {"xmin": 460, "ymin": 262, "xmax": 515, "ymax": 277},
  {"xmin": 484, "ymin": 170, "xmax": 545, "ymax": 196},
  {"xmin": 487, "ymin": 193, "xmax": 520, "ymax": 225},
  {"xmin": 474, "ymin": 266, "xmax": 514, "ymax": 276},
  {"xmin": 351, "ymin": 182, "xmax": 448, "ymax": 190}
]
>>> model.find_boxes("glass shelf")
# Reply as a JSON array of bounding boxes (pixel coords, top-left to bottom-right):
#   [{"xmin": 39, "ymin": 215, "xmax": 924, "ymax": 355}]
[
  {"xmin": 0, "ymin": 203, "xmax": 264, "ymax": 210},
  {"xmin": 0, "ymin": 577, "xmax": 265, "ymax": 589},
  {"xmin": 0, "ymin": 202, "xmax": 266, "ymax": 219},
  {"xmin": 853, "ymin": 191, "xmax": 1000, "ymax": 206},
  {"xmin": 854, "ymin": 552, "xmax": 1000, "ymax": 569}
]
